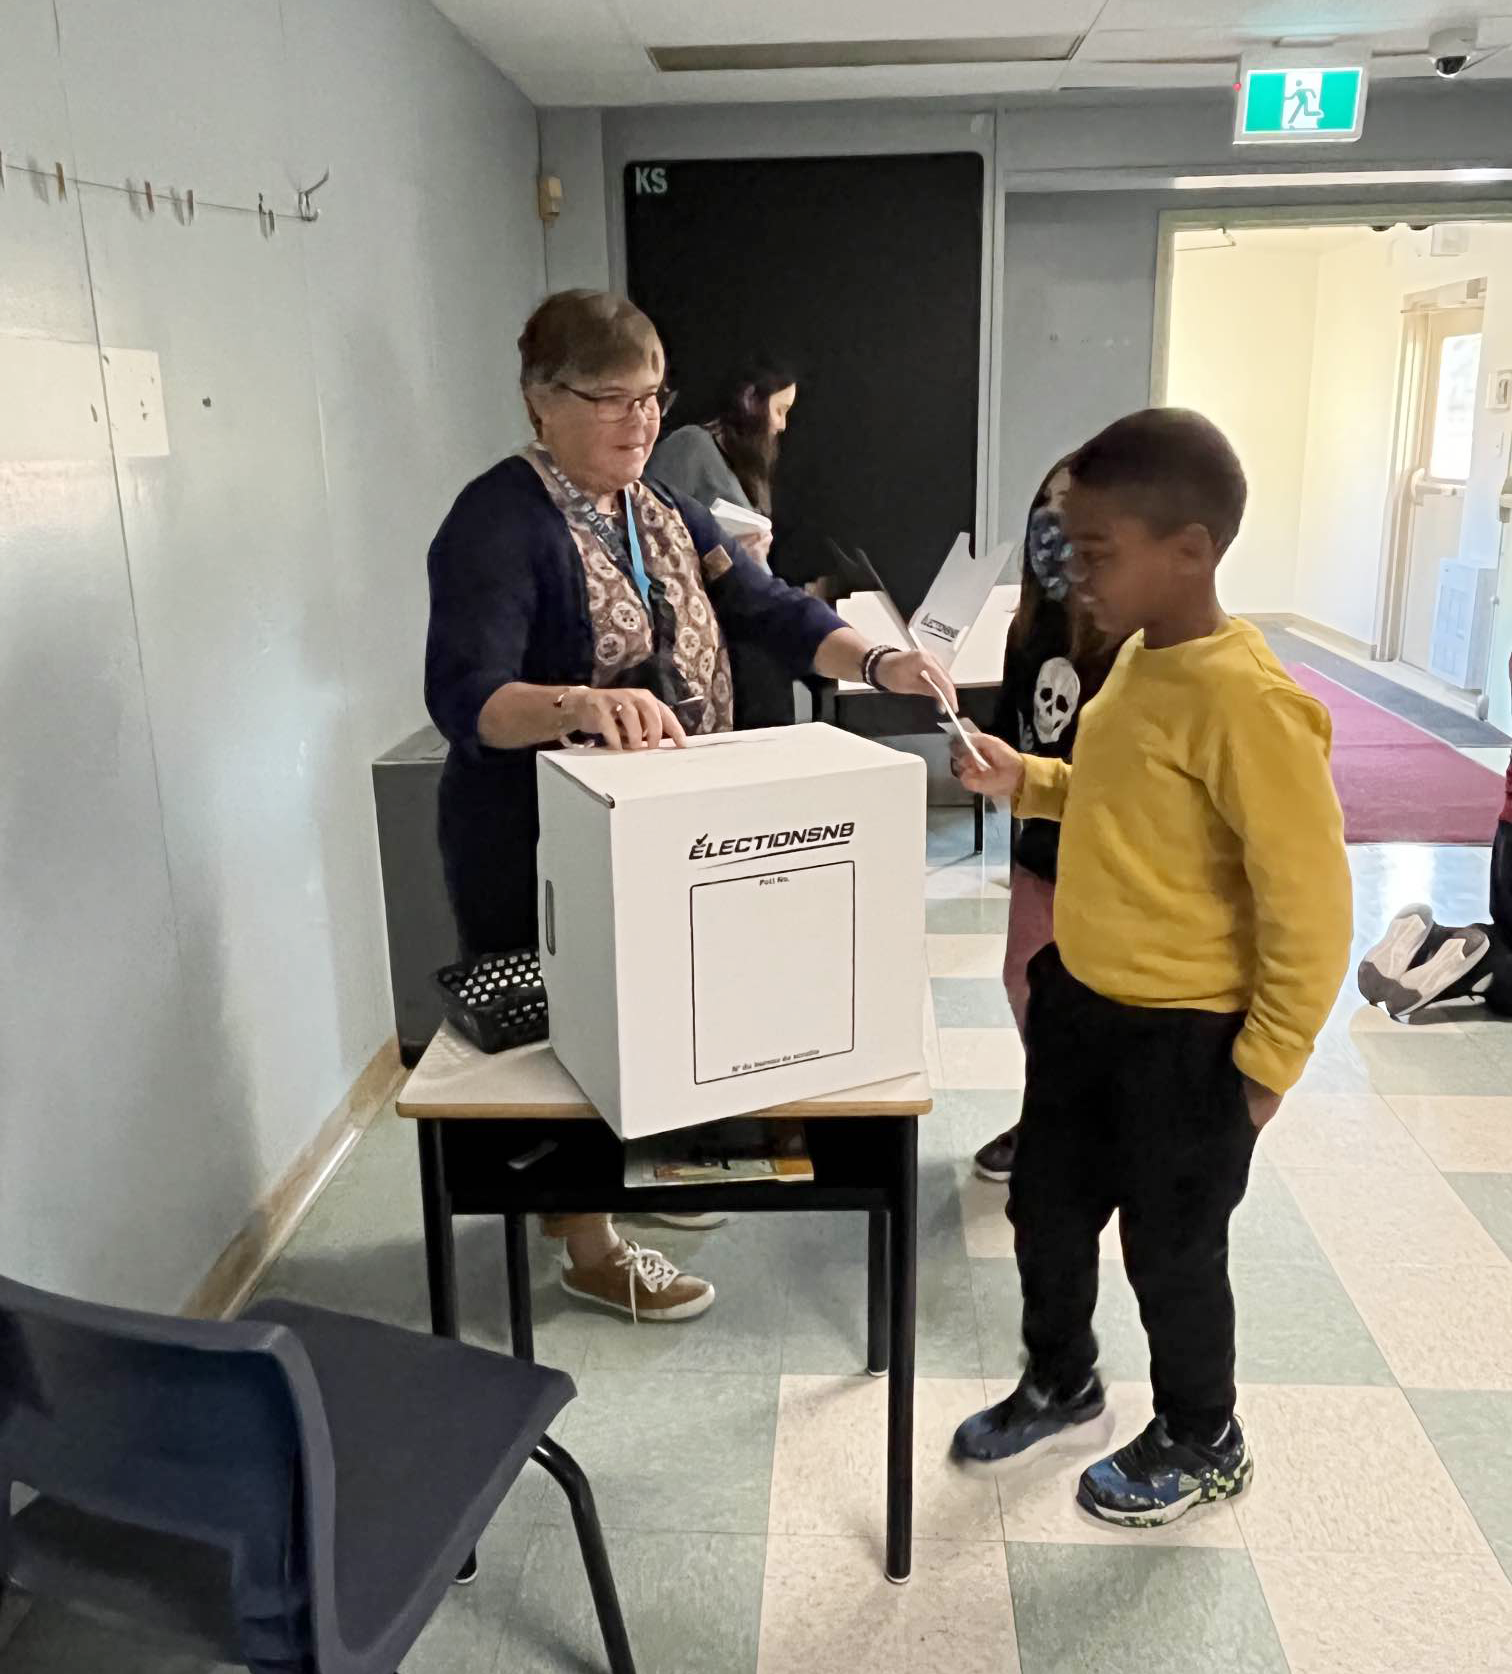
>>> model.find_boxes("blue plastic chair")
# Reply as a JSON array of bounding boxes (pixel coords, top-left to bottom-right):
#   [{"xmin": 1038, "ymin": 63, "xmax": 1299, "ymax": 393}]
[{"xmin": 0, "ymin": 1275, "xmax": 634, "ymax": 1672}]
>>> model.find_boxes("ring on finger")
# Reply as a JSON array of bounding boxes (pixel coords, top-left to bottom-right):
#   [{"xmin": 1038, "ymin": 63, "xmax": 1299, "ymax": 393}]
[{"xmin": 613, "ymin": 702, "xmax": 624, "ymax": 715}]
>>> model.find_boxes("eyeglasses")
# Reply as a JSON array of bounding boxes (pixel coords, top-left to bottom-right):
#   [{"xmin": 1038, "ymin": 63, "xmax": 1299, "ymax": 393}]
[{"xmin": 557, "ymin": 383, "xmax": 678, "ymax": 423}]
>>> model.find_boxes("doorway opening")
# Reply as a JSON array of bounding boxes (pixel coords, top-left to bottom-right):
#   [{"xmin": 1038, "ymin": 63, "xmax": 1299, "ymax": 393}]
[{"xmin": 1159, "ymin": 216, "xmax": 1512, "ymax": 730}]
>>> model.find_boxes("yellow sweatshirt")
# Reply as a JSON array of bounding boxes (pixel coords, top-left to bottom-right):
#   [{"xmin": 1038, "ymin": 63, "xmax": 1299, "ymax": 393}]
[{"xmin": 1015, "ymin": 616, "xmax": 1351, "ymax": 1093}]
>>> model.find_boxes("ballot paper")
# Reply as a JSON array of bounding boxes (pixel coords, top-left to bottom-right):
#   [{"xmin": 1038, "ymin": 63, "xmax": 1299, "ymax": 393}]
[
  {"xmin": 710, "ymin": 498, "xmax": 773, "ymax": 542},
  {"xmin": 930, "ymin": 683, "xmax": 988, "ymax": 771}
]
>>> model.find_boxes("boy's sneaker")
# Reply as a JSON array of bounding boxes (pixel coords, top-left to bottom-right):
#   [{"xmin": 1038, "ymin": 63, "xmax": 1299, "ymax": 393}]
[
  {"xmin": 952, "ymin": 1374, "xmax": 1106, "ymax": 1463},
  {"xmin": 1077, "ymin": 1414, "xmax": 1252, "ymax": 1528},
  {"xmin": 973, "ymin": 1126, "xmax": 1020, "ymax": 1182}
]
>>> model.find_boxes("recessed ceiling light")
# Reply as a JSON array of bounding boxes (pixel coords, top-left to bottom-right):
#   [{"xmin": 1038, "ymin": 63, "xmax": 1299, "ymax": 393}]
[{"xmin": 648, "ymin": 36, "xmax": 1079, "ymax": 74}]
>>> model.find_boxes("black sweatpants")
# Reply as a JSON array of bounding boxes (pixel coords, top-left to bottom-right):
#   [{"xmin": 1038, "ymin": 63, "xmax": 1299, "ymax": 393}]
[
  {"xmin": 1009, "ymin": 946, "xmax": 1259, "ymax": 1444},
  {"xmin": 1479, "ymin": 820, "xmax": 1512, "ymax": 1015}
]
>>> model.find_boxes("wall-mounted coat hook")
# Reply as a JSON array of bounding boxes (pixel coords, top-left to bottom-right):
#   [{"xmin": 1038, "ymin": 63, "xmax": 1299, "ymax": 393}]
[
  {"xmin": 295, "ymin": 167, "xmax": 329, "ymax": 222},
  {"xmin": 186, "ymin": 187, "xmax": 195, "ymax": 224},
  {"xmin": 55, "ymin": 161, "xmax": 67, "ymax": 200},
  {"xmin": 144, "ymin": 179, "xmax": 155, "ymax": 214}
]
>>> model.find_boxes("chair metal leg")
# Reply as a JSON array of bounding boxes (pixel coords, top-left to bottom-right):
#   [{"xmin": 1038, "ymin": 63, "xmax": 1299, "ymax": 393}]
[
  {"xmin": 972, "ymin": 793, "xmax": 985, "ymax": 855},
  {"xmin": 534, "ymin": 1437, "xmax": 636, "ymax": 1674}
]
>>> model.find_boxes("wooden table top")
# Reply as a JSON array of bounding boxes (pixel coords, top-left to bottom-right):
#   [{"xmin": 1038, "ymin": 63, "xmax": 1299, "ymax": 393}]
[{"xmin": 396, "ymin": 1024, "xmax": 934, "ymax": 1122}]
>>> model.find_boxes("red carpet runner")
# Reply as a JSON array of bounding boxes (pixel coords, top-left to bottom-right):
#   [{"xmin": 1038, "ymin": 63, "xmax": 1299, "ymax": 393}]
[{"xmin": 1289, "ymin": 664, "xmax": 1503, "ymax": 844}]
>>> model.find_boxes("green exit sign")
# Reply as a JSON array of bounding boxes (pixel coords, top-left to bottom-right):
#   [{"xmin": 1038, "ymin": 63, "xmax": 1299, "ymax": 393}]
[{"xmin": 1235, "ymin": 63, "xmax": 1368, "ymax": 144}]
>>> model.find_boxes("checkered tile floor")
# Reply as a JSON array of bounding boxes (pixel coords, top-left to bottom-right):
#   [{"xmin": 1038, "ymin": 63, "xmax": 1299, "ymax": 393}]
[{"xmin": 8, "ymin": 808, "xmax": 1512, "ymax": 1674}]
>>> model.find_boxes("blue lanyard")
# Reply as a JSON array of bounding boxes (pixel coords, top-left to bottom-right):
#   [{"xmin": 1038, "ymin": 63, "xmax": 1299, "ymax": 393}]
[{"xmin": 623, "ymin": 490, "xmax": 652, "ymax": 613}]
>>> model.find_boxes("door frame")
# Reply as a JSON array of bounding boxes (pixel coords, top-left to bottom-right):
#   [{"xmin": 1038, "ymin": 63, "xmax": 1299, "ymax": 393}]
[
  {"xmin": 1152, "ymin": 200, "xmax": 1512, "ymax": 656},
  {"xmin": 1381, "ymin": 299, "xmax": 1485, "ymax": 666}
]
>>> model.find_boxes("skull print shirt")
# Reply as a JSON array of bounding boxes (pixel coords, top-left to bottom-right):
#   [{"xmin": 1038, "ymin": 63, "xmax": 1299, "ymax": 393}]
[{"xmin": 990, "ymin": 600, "xmax": 1114, "ymax": 884}]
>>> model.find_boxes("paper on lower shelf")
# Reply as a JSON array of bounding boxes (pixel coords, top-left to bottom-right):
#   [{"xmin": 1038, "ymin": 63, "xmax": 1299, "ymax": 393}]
[{"xmin": 624, "ymin": 1119, "xmax": 813, "ymax": 1187}]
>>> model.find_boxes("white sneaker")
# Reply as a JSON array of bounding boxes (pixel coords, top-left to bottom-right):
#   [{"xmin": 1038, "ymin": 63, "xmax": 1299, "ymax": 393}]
[
  {"xmin": 1358, "ymin": 904, "xmax": 1435, "ymax": 998},
  {"xmin": 1360, "ymin": 917, "xmax": 1489, "ymax": 1019}
]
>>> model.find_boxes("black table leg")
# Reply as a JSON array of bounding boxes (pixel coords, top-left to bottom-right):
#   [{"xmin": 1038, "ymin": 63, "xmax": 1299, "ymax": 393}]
[
  {"xmin": 972, "ymin": 793, "xmax": 985, "ymax": 855},
  {"xmin": 417, "ymin": 1119, "xmax": 458, "ymax": 1339},
  {"xmin": 885, "ymin": 1117, "xmax": 919, "ymax": 1584},
  {"xmin": 867, "ymin": 1211, "xmax": 890, "ymax": 1376},
  {"xmin": 504, "ymin": 1211, "xmax": 535, "ymax": 1361}
]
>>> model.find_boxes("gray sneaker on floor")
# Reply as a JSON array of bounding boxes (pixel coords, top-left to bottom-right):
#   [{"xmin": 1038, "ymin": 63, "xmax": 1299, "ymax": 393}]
[{"xmin": 1359, "ymin": 909, "xmax": 1490, "ymax": 1018}]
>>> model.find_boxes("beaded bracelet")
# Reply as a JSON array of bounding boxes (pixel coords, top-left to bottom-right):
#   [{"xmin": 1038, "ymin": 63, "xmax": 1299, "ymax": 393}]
[{"xmin": 861, "ymin": 645, "xmax": 901, "ymax": 691}]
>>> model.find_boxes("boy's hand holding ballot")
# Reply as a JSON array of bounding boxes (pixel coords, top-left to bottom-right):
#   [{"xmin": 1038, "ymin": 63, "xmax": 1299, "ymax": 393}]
[{"xmin": 951, "ymin": 730, "xmax": 1025, "ymax": 800}]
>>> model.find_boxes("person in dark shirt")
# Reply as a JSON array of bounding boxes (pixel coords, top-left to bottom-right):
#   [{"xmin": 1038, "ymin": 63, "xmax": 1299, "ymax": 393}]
[
  {"xmin": 650, "ymin": 353, "xmax": 799, "ymax": 556},
  {"xmin": 650, "ymin": 354, "xmax": 803, "ymax": 727},
  {"xmin": 972, "ymin": 458, "xmax": 1121, "ymax": 1182},
  {"xmin": 425, "ymin": 289, "xmax": 955, "ymax": 1323}
]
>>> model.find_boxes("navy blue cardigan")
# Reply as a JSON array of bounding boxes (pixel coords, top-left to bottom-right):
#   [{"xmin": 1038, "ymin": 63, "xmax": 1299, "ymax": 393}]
[{"xmin": 424, "ymin": 455, "xmax": 844, "ymax": 952}]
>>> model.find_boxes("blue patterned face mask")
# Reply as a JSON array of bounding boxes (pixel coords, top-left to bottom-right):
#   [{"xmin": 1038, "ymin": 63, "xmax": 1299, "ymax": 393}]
[{"xmin": 1026, "ymin": 504, "xmax": 1073, "ymax": 602}]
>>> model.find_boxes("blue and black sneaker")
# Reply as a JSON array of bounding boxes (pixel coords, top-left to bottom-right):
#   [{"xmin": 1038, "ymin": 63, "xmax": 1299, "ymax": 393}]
[
  {"xmin": 952, "ymin": 1374, "xmax": 1106, "ymax": 1463},
  {"xmin": 1077, "ymin": 1414, "xmax": 1252, "ymax": 1527}
]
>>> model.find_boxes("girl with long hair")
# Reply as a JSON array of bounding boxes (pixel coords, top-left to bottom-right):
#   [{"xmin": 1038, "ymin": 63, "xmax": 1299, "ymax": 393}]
[
  {"xmin": 650, "ymin": 353, "xmax": 799, "ymax": 558},
  {"xmin": 972, "ymin": 458, "xmax": 1123, "ymax": 1182}
]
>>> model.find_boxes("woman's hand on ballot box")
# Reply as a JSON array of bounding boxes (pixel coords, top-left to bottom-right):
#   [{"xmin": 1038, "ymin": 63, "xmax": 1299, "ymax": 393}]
[
  {"xmin": 557, "ymin": 685, "xmax": 689, "ymax": 752},
  {"xmin": 952, "ymin": 731, "xmax": 1025, "ymax": 802}
]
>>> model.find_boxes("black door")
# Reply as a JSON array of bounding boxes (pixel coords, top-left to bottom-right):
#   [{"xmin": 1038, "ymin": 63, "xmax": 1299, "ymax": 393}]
[{"xmin": 625, "ymin": 152, "xmax": 984, "ymax": 619}]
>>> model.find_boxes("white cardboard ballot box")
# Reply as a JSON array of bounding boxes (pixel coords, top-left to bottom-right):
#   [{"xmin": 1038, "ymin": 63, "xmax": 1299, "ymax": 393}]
[{"xmin": 536, "ymin": 723, "xmax": 926, "ymax": 1138}]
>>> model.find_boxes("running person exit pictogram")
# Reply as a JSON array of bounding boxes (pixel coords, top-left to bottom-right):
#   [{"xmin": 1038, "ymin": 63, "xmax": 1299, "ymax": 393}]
[{"xmin": 1283, "ymin": 71, "xmax": 1325, "ymax": 129}]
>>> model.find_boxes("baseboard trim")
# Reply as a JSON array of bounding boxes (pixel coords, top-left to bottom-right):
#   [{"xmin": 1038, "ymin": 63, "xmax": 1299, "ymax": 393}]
[
  {"xmin": 184, "ymin": 1036, "xmax": 404, "ymax": 1321},
  {"xmin": 1281, "ymin": 613, "xmax": 1377, "ymax": 661}
]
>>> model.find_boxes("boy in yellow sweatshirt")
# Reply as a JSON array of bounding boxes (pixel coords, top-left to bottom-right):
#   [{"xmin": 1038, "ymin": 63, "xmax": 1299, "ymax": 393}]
[{"xmin": 950, "ymin": 408, "xmax": 1352, "ymax": 1527}]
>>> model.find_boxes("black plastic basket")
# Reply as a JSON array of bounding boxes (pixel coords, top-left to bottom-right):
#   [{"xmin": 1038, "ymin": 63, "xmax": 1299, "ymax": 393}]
[{"xmin": 432, "ymin": 949, "xmax": 549, "ymax": 1055}]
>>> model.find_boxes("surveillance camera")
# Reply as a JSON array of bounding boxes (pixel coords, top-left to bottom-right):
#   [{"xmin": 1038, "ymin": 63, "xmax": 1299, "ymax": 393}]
[{"xmin": 1429, "ymin": 26, "xmax": 1477, "ymax": 76}]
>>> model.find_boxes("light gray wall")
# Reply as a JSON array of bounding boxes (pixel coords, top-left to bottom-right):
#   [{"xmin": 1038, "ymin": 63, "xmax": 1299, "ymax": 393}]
[
  {"xmin": 996, "ymin": 82, "xmax": 1512, "ymax": 178},
  {"xmin": 540, "ymin": 108, "xmax": 612, "ymax": 292},
  {"xmin": 0, "ymin": 0, "xmax": 545, "ymax": 1311},
  {"xmin": 996, "ymin": 191, "xmax": 1166, "ymax": 534},
  {"xmin": 560, "ymin": 85, "xmax": 1512, "ymax": 549}
]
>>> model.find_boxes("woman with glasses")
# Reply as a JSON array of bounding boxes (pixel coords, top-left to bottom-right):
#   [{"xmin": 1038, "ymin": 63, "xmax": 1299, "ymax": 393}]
[{"xmin": 425, "ymin": 289, "xmax": 954, "ymax": 1323}]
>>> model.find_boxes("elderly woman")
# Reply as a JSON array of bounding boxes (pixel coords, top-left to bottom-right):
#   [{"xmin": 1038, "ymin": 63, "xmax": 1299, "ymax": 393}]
[{"xmin": 425, "ymin": 289, "xmax": 951, "ymax": 1323}]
